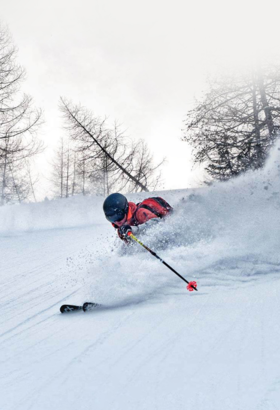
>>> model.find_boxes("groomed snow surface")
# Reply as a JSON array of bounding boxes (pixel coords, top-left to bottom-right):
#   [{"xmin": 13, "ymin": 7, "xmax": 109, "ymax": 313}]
[{"xmin": 1, "ymin": 145, "xmax": 280, "ymax": 410}]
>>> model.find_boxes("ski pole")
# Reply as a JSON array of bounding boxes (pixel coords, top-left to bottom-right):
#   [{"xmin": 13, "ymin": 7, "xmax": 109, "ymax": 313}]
[{"xmin": 127, "ymin": 232, "xmax": 197, "ymax": 291}]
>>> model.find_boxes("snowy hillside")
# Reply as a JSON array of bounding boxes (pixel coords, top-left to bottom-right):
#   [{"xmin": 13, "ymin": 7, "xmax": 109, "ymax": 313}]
[{"xmin": 1, "ymin": 145, "xmax": 280, "ymax": 410}]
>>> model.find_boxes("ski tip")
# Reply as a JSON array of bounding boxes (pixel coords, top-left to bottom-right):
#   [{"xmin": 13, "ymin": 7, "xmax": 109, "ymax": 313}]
[
  {"xmin": 60, "ymin": 304, "xmax": 82, "ymax": 313},
  {"xmin": 60, "ymin": 305, "xmax": 69, "ymax": 313}
]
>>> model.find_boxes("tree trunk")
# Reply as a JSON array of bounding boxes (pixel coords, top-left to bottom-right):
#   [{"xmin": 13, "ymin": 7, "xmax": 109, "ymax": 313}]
[
  {"xmin": 60, "ymin": 139, "xmax": 64, "ymax": 198},
  {"xmin": 1, "ymin": 151, "xmax": 8, "ymax": 205},
  {"xmin": 258, "ymin": 74, "xmax": 274, "ymax": 138},
  {"xmin": 9, "ymin": 164, "xmax": 21, "ymax": 203},
  {"xmin": 1, "ymin": 139, "xmax": 9, "ymax": 205},
  {"xmin": 252, "ymin": 80, "xmax": 262, "ymax": 166},
  {"xmin": 72, "ymin": 153, "xmax": 77, "ymax": 196},
  {"xmin": 65, "ymin": 147, "xmax": 70, "ymax": 198}
]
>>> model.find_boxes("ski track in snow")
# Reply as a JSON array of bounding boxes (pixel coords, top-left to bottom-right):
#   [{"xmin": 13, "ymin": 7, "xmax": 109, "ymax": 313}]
[{"xmin": 1, "ymin": 145, "xmax": 280, "ymax": 409}]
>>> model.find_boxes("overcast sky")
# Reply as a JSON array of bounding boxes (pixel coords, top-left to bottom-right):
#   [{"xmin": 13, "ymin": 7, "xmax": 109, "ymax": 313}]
[{"xmin": 1, "ymin": 0, "xmax": 279, "ymax": 197}]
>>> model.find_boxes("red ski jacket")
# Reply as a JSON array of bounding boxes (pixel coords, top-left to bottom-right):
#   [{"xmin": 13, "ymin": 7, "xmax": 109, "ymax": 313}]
[{"xmin": 112, "ymin": 197, "xmax": 173, "ymax": 230}]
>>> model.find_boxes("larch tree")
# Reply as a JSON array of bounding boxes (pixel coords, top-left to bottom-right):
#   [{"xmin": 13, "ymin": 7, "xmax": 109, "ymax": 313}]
[
  {"xmin": 0, "ymin": 25, "xmax": 42, "ymax": 204},
  {"xmin": 182, "ymin": 66, "xmax": 280, "ymax": 181},
  {"xmin": 59, "ymin": 98, "xmax": 163, "ymax": 195}
]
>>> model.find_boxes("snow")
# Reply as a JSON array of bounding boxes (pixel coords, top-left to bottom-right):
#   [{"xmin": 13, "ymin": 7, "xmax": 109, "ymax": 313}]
[{"xmin": 1, "ymin": 145, "xmax": 280, "ymax": 410}]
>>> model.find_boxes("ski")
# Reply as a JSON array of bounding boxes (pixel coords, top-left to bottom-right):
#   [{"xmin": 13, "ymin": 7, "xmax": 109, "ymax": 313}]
[{"xmin": 60, "ymin": 302, "xmax": 100, "ymax": 313}]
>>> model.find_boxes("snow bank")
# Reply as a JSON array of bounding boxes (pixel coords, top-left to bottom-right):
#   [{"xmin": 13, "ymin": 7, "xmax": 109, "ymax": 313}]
[
  {"xmin": 0, "ymin": 195, "xmax": 105, "ymax": 234},
  {"xmin": 0, "ymin": 188, "xmax": 187, "ymax": 235}
]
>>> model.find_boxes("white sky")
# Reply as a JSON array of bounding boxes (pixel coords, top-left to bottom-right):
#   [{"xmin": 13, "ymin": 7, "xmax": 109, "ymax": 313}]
[{"xmin": 1, "ymin": 0, "xmax": 279, "ymax": 197}]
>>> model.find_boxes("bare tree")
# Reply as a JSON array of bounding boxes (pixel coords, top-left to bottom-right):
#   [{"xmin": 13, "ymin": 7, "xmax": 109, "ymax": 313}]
[
  {"xmin": 183, "ymin": 67, "xmax": 280, "ymax": 181},
  {"xmin": 0, "ymin": 24, "xmax": 42, "ymax": 204},
  {"xmin": 60, "ymin": 98, "xmax": 163, "ymax": 194},
  {"xmin": 24, "ymin": 159, "xmax": 39, "ymax": 202},
  {"xmin": 0, "ymin": 26, "xmax": 41, "ymax": 142},
  {"xmin": 0, "ymin": 132, "xmax": 43, "ymax": 204},
  {"xmin": 0, "ymin": 139, "xmax": 36, "ymax": 204},
  {"xmin": 51, "ymin": 137, "xmax": 74, "ymax": 198}
]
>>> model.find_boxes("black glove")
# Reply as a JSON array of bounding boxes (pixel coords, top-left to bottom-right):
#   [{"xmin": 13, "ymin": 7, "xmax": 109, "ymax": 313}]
[{"xmin": 118, "ymin": 224, "xmax": 132, "ymax": 239}]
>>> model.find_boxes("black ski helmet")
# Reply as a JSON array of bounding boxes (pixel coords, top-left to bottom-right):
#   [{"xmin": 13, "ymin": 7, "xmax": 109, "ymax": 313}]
[{"xmin": 103, "ymin": 193, "xmax": 129, "ymax": 223}]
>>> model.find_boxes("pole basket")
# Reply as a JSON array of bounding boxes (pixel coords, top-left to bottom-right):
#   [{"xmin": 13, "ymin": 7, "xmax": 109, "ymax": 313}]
[{"xmin": 187, "ymin": 281, "xmax": 197, "ymax": 292}]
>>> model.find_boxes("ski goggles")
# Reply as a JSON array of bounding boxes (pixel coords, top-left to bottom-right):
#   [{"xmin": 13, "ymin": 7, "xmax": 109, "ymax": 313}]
[{"xmin": 105, "ymin": 209, "xmax": 126, "ymax": 223}]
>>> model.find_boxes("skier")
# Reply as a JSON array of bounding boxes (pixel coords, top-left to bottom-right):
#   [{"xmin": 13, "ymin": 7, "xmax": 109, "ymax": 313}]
[{"xmin": 103, "ymin": 193, "xmax": 173, "ymax": 241}]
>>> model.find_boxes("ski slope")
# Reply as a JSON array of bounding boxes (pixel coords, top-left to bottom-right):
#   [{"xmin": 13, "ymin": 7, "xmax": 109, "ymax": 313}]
[{"xmin": 1, "ymin": 146, "xmax": 280, "ymax": 410}]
